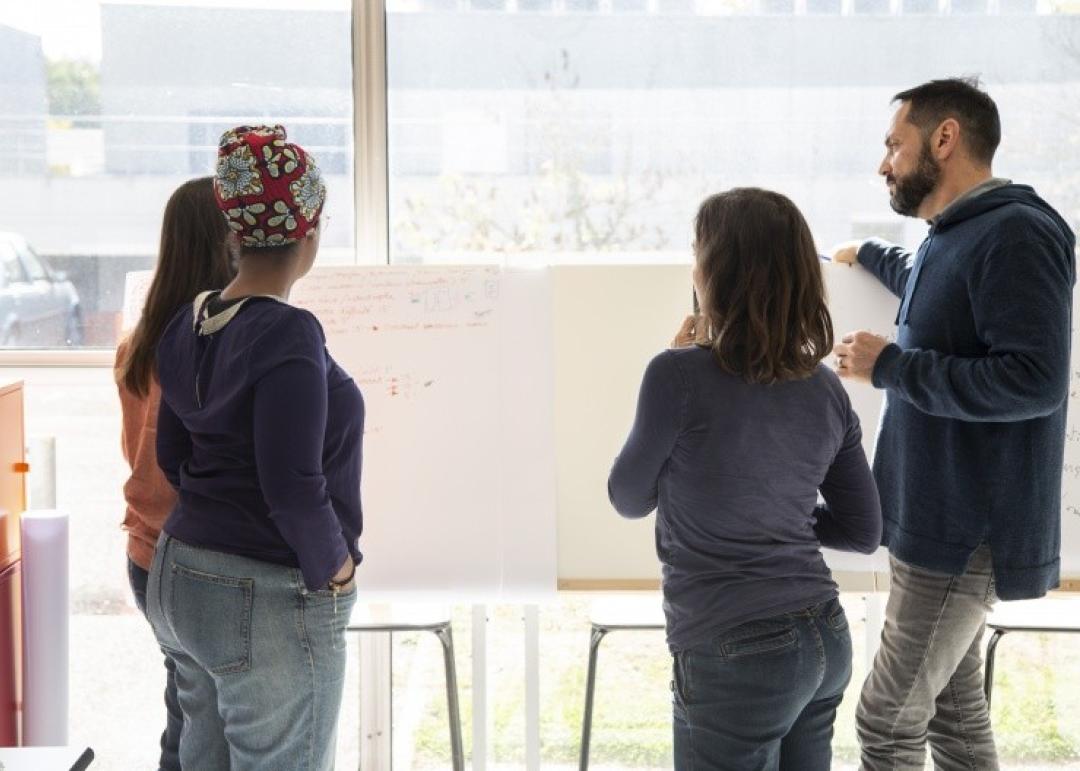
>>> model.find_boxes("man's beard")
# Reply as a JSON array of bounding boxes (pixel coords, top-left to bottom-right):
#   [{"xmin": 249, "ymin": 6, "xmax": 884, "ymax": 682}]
[{"xmin": 888, "ymin": 143, "xmax": 940, "ymax": 218}]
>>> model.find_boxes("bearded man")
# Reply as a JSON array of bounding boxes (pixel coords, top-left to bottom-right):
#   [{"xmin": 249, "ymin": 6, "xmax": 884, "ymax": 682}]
[{"xmin": 832, "ymin": 78, "xmax": 1076, "ymax": 771}]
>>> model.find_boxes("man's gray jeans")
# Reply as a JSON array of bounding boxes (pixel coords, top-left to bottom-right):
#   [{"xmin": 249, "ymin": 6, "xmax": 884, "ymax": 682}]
[{"xmin": 857, "ymin": 543, "xmax": 999, "ymax": 771}]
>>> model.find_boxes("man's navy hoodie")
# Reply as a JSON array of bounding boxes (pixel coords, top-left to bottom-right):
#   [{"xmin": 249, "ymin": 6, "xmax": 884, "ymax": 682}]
[{"xmin": 858, "ymin": 183, "xmax": 1075, "ymax": 599}]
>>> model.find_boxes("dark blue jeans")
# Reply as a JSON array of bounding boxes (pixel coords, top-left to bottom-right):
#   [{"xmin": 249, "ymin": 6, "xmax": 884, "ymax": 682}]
[
  {"xmin": 672, "ymin": 597, "xmax": 852, "ymax": 771},
  {"xmin": 128, "ymin": 557, "xmax": 183, "ymax": 771}
]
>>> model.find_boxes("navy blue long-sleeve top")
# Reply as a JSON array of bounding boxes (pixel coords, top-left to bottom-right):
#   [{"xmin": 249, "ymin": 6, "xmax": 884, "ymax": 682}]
[
  {"xmin": 609, "ymin": 346, "xmax": 882, "ymax": 651},
  {"xmin": 859, "ymin": 183, "xmax": 1075, "ymax": 598},
  {"xmin": 156, "ymin": 292, "xmax": 364, "ymax": 591}
]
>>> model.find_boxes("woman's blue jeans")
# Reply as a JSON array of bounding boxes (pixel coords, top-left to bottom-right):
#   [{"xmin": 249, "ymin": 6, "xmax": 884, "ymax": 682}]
[
  {"xmin": 147, "ymin": 534, "xmax": 356, "ymax": 771},
  {"xmin": 672, "ymin": 597, "xmax": 852, "ymax": 771},
  {"xmin": 129, "ymin": 557, "xmax": 183, "ymax": 771}
]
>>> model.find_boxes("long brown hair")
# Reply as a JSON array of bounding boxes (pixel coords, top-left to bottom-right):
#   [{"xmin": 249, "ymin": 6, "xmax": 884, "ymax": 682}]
[
  {"xmin": 117, "ymin": 176, "xmax": 233, "ymax": 397},
  {"xmin": 693, "ymin": 188, "xmax": 833, "ymax": 384}
]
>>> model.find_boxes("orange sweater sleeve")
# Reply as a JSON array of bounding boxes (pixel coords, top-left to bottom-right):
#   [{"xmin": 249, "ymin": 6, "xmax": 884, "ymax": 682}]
[{"xmin": 115, "ymin": 340, "xmax": 177, "ymax": 572}]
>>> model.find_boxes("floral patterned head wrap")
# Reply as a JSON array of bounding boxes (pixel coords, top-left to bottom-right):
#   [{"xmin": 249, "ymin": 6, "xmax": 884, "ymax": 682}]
[{"xmin": 213, "ymin": 125, "xmax": 326, "ymax": 248}]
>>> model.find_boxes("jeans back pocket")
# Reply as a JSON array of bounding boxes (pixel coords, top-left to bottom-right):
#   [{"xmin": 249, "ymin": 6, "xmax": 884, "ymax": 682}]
[
  {"xmin": 825, "ymin": 601, "xmax": 849, "ymax": 633},
  {"xmin": 721, "ymin": 617, "xmax": 799, "ymax": 656},
  {"xmin": 170, "ymin": 564, "xmax": 254, "ymax": 675}
]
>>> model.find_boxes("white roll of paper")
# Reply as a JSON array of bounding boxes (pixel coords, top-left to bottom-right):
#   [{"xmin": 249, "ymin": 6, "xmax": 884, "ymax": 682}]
[{"xmin": 20, "ymin": 509, "xmax": 68, "ymax": 747}]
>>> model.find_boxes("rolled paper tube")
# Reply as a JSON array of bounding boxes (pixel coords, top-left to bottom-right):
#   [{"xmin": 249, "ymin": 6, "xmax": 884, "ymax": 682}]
[{"xmin": 20, "ymin": 509, "xmax": 68, "ymax": 746}]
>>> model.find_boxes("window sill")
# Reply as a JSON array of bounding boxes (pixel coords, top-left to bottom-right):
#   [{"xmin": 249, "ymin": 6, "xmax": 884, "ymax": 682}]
[{"xmin": 0, "ymin": 349, "xmax": 115, "ymax": 368}]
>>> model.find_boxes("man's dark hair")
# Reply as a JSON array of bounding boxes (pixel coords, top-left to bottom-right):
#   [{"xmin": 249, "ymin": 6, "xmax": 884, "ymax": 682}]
[{"xmin": 893, "ymin": 77, "xmax": 1001, "ymax": 165}]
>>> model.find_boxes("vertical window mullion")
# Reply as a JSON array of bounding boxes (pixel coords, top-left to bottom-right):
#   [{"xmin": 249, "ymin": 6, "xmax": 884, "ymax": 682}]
[{"xmin": 353, "ymin": 0, "xmax": 391, "ymax": 266}]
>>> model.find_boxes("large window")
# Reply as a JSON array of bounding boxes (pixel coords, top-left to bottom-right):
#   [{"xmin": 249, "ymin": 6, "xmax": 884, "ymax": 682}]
[
  {"xmin": 385, "ymin": 2, "xmax": 1080, "ymax": 266},
  {"xmin": 0, "ymin": 0, "xmax": 354, "ymax": 349}
]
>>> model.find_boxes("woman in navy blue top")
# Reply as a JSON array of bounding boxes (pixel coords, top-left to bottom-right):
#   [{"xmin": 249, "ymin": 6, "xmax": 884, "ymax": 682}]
[
  {"xmin": 146, "ymin": 126, "xmax": 362, "ymax": 771},
  {"xmin": 609, "ymin": 188, "xmax": 882, "ymax": 771}
]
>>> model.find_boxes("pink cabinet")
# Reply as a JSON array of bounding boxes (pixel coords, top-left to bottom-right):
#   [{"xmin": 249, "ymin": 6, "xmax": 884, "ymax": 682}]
[{"xmin": 0, "ymin": 380, "xmax": 26, "ymax": 746}]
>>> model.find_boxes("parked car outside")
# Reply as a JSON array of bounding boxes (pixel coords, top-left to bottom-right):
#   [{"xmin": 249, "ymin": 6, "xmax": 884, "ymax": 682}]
[{"xmin": 0, "ymin": 232, "xmax": 82, "ymax": 347}]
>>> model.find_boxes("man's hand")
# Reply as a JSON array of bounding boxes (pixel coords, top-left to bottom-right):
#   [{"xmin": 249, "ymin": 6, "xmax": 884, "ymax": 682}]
[
  {"xmin": 830, "ymin": 240, "xmax": 864, "ymax": 266},
  {"xmin": 833, "ymin": 331, "xmax": 889, "ymax": 384},
  {"xmin": 672, "ymin": 315, "xmax": 699, "ymax": 348}
]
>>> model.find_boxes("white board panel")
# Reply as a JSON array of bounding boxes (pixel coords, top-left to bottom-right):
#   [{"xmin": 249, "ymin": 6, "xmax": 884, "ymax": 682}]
[
  {"xmin": 123, "ymin": 266, "xmax": 557, "ymax": 598},
  {"xmin": 120, "ymin": 260, "xmax": 1080, "ymax": 590},
  {"xmin": 495, "ymin": 268, "xmax": 558, "ymax": 600},
  {"xmin": 289, "ymin": 266, "xmax": 556, "ymax": 598},
  {"xmin": 550, "ymin": 263, "xmax": 896, "ymax": 582},
  {"xmin": 817, "ymin": 263, "xmax": 896, "ymax": 575},
  {"xmin": 551, "ymin": 265, "xmax": 688, "ymax": 585}
]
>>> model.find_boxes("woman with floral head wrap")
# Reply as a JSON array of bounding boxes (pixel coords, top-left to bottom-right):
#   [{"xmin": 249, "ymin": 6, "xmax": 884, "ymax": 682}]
[{"xmin": 146, "ymin": 125, "xmax": 363, "ymax": 770}]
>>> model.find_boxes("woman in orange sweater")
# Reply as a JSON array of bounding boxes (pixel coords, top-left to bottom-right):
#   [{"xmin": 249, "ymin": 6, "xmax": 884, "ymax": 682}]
[{"xmin": 114, "ymin": 176, "xmax": 232, "ymax": 771}]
